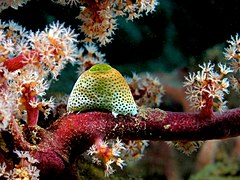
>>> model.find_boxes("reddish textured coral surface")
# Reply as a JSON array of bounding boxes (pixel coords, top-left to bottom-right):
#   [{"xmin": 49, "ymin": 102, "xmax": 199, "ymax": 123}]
[
  {"xmin": 8, "ymin": 108, "xmax": 240, "ymax": 176},
  {"xmin": 3, "ymin": 53, "xmax": 26, "ymax": 72}
]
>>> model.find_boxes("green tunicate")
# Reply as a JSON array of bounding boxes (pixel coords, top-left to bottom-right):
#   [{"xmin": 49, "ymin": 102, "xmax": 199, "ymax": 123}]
[{"xmin": 89, "ymin": 64, "xmax": 112, "ymax": 73}]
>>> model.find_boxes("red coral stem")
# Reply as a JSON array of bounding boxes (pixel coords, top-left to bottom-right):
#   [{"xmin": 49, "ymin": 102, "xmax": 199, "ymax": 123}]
[
  {"xmin": 200, "ymin": 92, "xmax": 213, "ymax": 118},
  {"xmin": 31, "ymin": 108, "xmax": 240, "ymax": 175},
  {"xmin": 3, "ymin": 53, "xmax": 26, "ymax": 72},
  {"xmin": 3, "ymin": 51, "xmax": 39, "ymax": 72},
  {"xmin": 26, "ymin": 95, "xmax": 39, "ymax": 127}
]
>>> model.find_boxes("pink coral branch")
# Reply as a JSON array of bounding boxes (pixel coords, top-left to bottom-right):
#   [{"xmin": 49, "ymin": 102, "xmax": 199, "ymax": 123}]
[
  {"xmin": 26, "ymin": 95, "xmax": 39, "ymax": 127},
  {"xmin": 3, "ymin": 53, "xmax": 27, "ymax": 72},
  {"xmin": 3, "ymin": 52, "xmax": 40, "ymax": 127},
  {"xmin": 28, "ymin": 108, "xmax": 240, "ymax": 175},
  {"xmin": 3, "ymin": 51, "xmax": 39, "ymax": 72},
  {"xmin": 0, "ymin": 53, "xmax": 28, "ymax": 89}
]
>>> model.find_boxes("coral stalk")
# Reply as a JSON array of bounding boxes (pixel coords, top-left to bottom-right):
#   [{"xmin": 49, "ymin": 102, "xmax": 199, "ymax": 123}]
[
  {"xmin": 11, "ymin": 107, "xmax": 239, "ymax": 175},
  {"xmin": 200, "ymin": 93, "xmax": 213, "ymax": 118},
  {"xmin": 3, "ymin": 53, "xmax": 26, "ymax": 72},
  {"xmin": 25, "ymin": 95, "xmax": 39, "ymax": 127}
]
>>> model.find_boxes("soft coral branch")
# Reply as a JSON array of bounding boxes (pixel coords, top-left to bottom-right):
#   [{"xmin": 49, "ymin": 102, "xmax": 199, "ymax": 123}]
[
  {"xmin": 3, "ymin": 53, "xmax": 27, "ymax": 72},
  {"xmin": 3, "ymin": 51, "xmax": 39, "ymax": 72},
  {"xmin": 0, "ymin": 53, "xmax": 27, "ymax": 89},
  {"xmin": 22, "ymin": 88, "xmax": 39, "ymax": 127},
  {"xmin": 9, "ymin": 107, "xmax": 239, "ymax": 176},
  {"xmin": 200, "ymin": 92, "xmax": 213, "ymax": 118},
  {"xmin": 3, "ymin": 52, "xmax": 41, "ymax": 127}
]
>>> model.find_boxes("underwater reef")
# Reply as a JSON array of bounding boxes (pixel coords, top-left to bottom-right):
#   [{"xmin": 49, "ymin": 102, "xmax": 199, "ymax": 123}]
[{"xmin": 0, "ymin": 0, "xmax": 240, "ymax": 179}]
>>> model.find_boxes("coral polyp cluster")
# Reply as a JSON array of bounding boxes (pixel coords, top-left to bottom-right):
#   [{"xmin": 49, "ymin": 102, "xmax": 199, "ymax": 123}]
[
  {"xmin": 0, "ymin": 0, "xmax": 159, "ymax": 46},
  {"xmin": 0, "ymin": 150, "xmax": 39, "ymax": 179},
  {"xmin": 86, "ymin": 138, "xmax": 149, "ymax": 176},
  {"xmin": 0, "ymin": 0, "xmax": 29, "ymax": 12},
  {"xmin": 0, "ymin": 20, "xmax": 78, "ymax": 128},
  {"xmin": 127, "ymin": 73, "xmax": 164, "ymax": 107},
  {"xmin": 86, "ymin": 138, "xmax": 126, "ymax": 177},
  {"xmin": 183, "ymin": 62, "xmax": 232, "ymax": 113},
  {"xmin": 76, "ymin": 0, "xmax": 159, "ymax": 45},
  {"xmin": 76, "ymin": 43, "xmax": 106, "ymax": 74},
  {"xmin": 167, "ymin": 141, "xmax": 204, "ymax": 156},
  {"xmin": 224, "ymin": 34, "xmax": 240, "ymax": 92}
]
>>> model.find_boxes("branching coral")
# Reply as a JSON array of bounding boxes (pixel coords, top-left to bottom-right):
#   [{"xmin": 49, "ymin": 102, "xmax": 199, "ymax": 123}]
[
  {"xmin": 183, "ymin": 61, "xmax": 232, "ymax": 114},
  {"xmin": 1, "ymin": 0, "xmax": 159, "ymax": 46},
  {"xmin": 6, "ymin": 108, "xmax": 240, "ymax": 178},
  {"xmin": 75, "ymin": 0, "xmax": 159, "ymax": 45},
  {"xmin": 0, "ymin": 0, "xmax": 240, "ymax": 179},
  {"xmin": 0, "ymin": 20, "xmax": 78, "ymax": 130}
]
